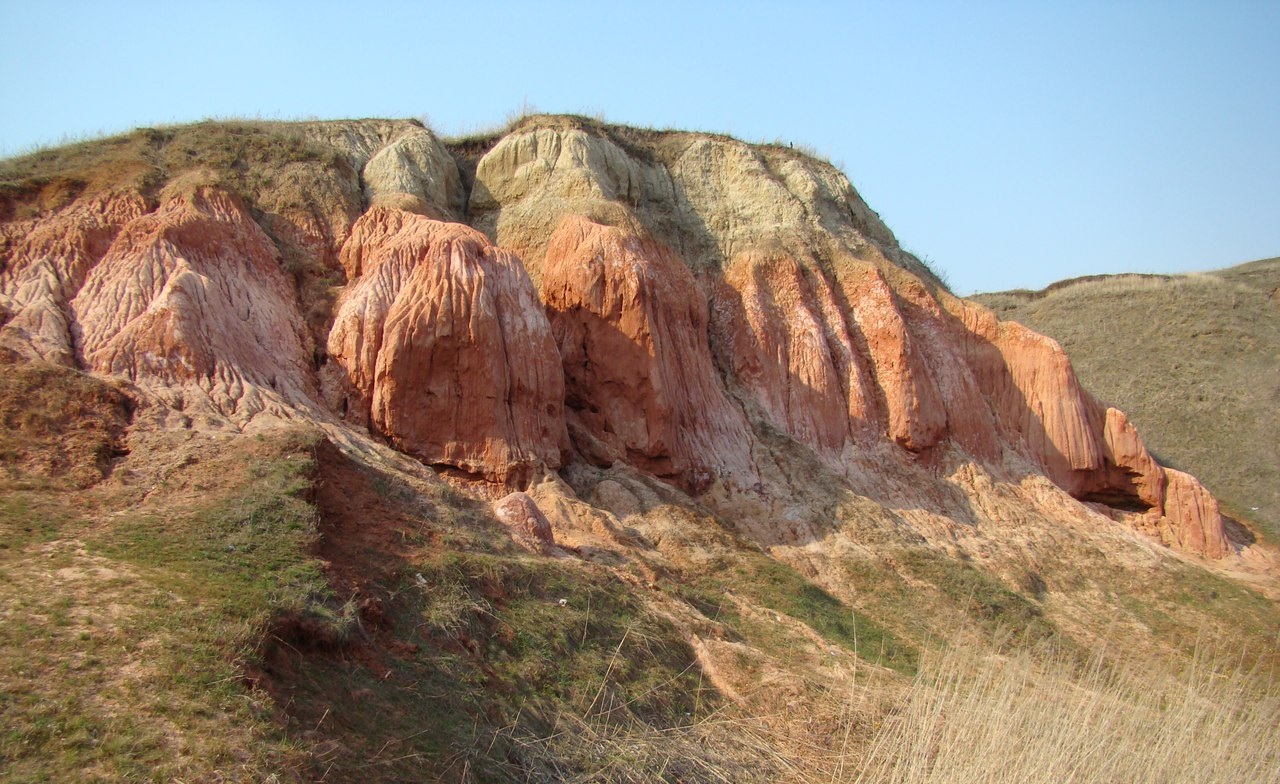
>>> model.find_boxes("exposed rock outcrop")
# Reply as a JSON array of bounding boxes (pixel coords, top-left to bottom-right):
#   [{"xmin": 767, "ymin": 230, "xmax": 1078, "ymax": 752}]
[
  {"xmin": 469, "ymin": 127, "xmax": 668, "ymax": 279},
  {"xmin": 1098, "ymin": 407, "xmax": 1166, "ymax": 510},
  {"xmin": 0, "ymin": 190, "xmax": 150, "ymax": 365},
  {"xmin": 542, "ymin": 216, "xmax": 755, "ymax": 492},
  {"xmin": 464, "ymin": 120, "xmax": 1238, "ymax": 558},
  {"xmin": 327, "ymin": 207, "xmax": 566, "ymax": 485},
  {"xmin": 0, "ymin": 116, "xmax": 1240, "ymax": 560},
  {"xmin": 711, "ymin": 251, "xmax": 881, "ymax": 454},
  {"xmin": 71, "ymin": 185, "xmax": 317, "ymax": 418},
  {"xmin": 840, "ymin": 267, "xmax": 950, "ymax": 453},
  {"xmin": 1161, "ymin": 469, "xmax": 1230, "ymax": 559},
  {"xmin": 953, "ymin": 300, "xmax": 1229, "ymax": 554},
  {"xmin": 300, "ymin": 119, "xmax": 463, "ymax": 216}
]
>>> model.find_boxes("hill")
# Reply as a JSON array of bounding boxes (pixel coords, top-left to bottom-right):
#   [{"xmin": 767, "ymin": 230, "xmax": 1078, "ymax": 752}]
[
  {"xmin": 976, "ymin": 259, "xmax": 1280, "ymax": 542},
  {"xmin": 1, "ymin": 116, "xmax": 1278, "ymax": 782}
]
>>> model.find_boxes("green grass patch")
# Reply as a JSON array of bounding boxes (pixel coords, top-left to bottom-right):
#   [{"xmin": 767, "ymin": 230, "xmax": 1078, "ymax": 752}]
[
  {"xmin": 0, "ymin": 491, "xmax": 73, "ymax": 550},
  {"xmin": 410, "ymin": 552, "xmax": 706, "ymax": 722},
  {"xmin": 682, "ymin": 553, "xmax": 918, "ymax": 674},
  {"xmin": 0, "ymin": 428, "xmax": 329, "ymax": 781},
  {"xmin": 269, "ymin": 551, "xmax": 714, "ymax": 780},
  {"xmin": 95, "ymin": 432, "xmax": 331, "ymax": 625},
  {"xmin": 898, "ymin": 549, "xmax": 1058, "ymax": 647},
  {"xmin": 1106, "ymin": 562, "xmax": 1280, "ymax": 666}
]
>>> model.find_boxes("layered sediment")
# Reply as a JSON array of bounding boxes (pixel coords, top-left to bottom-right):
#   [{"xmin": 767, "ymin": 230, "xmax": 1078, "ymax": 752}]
[{"xmin": 0, "ymin": 116, "xmax": 1233, "ymax": 558}]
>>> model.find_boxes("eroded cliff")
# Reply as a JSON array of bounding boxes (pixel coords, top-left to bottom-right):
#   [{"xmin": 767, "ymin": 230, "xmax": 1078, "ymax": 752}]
[{"xmin": 0, "ymin": 116, "xmax": 1238, "ymax": 561}]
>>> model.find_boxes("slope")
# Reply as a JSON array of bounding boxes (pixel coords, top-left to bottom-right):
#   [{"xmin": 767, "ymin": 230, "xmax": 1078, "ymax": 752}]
[
  {"xmin": 2, "ymin": 116, "xmax": 1278, "ymax": 781},
  {"xmin": 976, "ymin": 259, "xmax": 1280, "ymax": 541}
]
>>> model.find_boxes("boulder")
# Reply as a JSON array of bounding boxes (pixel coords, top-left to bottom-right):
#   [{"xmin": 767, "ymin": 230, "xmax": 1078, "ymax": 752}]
[{"xmin": 493, "ymin": 492, "xmax": 556, "ymax": 553}]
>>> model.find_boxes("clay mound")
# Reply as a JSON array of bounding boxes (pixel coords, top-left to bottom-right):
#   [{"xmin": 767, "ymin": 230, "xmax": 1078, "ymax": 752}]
[
  {"xmin": 0, "ymin": 190, "xmax": 150, "ymax": 365},
  {"xmin": 0, "ymin": 116, "xmax": 1240, "ymax": 560},
  {"xmin": 1161, "ymin": 468, "xmax": 1230, "ymax": 559},
  {"xmin": 472, "ymin": 120, "xmax": 1233, "ymax": 558},
  {"xmin": 70, "ymin": 185, "xmax": 316, "ymax": 419},
  {"xmin": 955, "ymin": 299, "xmax": 1229, "ymax": 556},
  {"xmin": 327, "ymin": 207, "xmax": 566, "ymax": 485},
  {"xmin": 542, "ymin": 215, "xmax": 756, "ymax": 492},
  {"xmin": 707, "ymin": 244, "xmax": 1230, "ymax": 556},
  {"xmin": 976, "ymin": 259, "xmax": 1280, "ymax": 542}
]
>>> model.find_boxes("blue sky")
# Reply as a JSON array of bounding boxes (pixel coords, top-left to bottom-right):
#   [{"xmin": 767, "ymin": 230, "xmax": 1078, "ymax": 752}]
[{"xmin": 2, "ymin": 1, "xmax": 1276, "ymax": 294}]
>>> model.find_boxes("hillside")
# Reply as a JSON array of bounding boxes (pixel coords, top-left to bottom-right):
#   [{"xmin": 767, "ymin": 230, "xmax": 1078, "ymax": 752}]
[
  {"xmin": 976, "ymin": 259, "xmax": 1280, "ymax": 541},
  {"xmin": 2, "ymin": 116, "xmax": 1278, "ymax": 782}
]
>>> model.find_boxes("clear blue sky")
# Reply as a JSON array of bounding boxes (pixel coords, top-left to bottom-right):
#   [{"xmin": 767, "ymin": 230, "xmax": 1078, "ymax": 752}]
[{"xmin": 2, "ymin": 1, "xmax": 1276, "ymax": 294}]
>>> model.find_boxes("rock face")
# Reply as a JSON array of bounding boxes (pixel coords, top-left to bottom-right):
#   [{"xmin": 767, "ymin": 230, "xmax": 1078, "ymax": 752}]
[
  {"xmin": 542, "ymin": 216, "xmax": 755, "ymax": 492},
  {"xmin": 0, "ymin": 190, "xmax": 150, "ymax": 366},
  {"xmin": 974, "ymin": 262, "xmax": 1280, "ymax": 545},
  {"xmin": 702, "ymin": 239, "xmax": 1232, "ymax": 558},
  {"xmin": 0, "ymin": 116, "xmax": 1238, "ymax": 559},
  {"xmin": 470, "ymin": 121, "xmax": 1231, "ymax": 557},
  {"xmin": 327, "ymin": 207, "xmax": 566, "ymax": 485},
  {"xmin": 711, "ymin": 251, "xmax": 881, "ymax": 454},
  {"xmin": 1162, "ymin": 469, "xmax": 1230, "ymax": 559},
  {"xmin": 301, "ymin": 119, "xmax": 463, "ymax": 218},
  {"xmin": 1, "ymin": 182, "xmax": 316, "ymax": 419},
  {"xmin": 70, "ymin": 185, "xmax": 317, "ymax": 417},
  {"xmin": 954, "ymin": 302, "xmax": 1228, "ymax": 557}
]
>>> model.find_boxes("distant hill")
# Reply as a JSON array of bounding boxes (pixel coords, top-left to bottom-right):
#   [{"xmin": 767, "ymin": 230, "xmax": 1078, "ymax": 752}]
[{"xmin": 976, "ymin": 258, "xmax": 1280, "ymax": 540}]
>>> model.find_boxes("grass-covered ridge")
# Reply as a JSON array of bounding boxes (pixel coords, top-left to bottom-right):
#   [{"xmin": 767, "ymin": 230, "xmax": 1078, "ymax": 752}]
[
  {"xmin": 0, "ymin": 423, "xmax": 322, "ymax": 780},
  {"xmin": 675, "ymin": 552, "xmax": 919, "ymax": 675},
  {"xmin": 0, "ymin": 120, "xmax": 336, "ymax": 204}
]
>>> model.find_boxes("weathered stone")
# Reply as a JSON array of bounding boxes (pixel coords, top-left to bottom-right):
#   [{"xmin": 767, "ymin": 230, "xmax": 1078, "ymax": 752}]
[
  {"xmin": 328, "ymin": 207, "xmax": 567, "ymax": 485},
  {"xmin": 1160, "ymin": 469, "xmax": 1230, "ymax": 559},
  {"xmin": 493, "ymin": 492, "xmax": 556, "ymax": 552},
  {"xmin": 542, "ymin": 215, "xmax": 755, "ymax": 492},
  {"xmin": 1, "ymin": 190, "xmax": 150, "ymax": 365},
  {"xmin": 70, "ymin": 185, "xmax": 315, "ymax": 419}
]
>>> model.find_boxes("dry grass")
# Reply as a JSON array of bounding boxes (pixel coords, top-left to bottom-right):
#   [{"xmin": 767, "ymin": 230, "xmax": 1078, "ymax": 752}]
[
  {"xmin": 854, "ymin": 639, "xmax": 1280, "ymax": 784},
  {"xmin": 477, "ymin": 630, "xmax": 1280, "ymax": 784}
]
